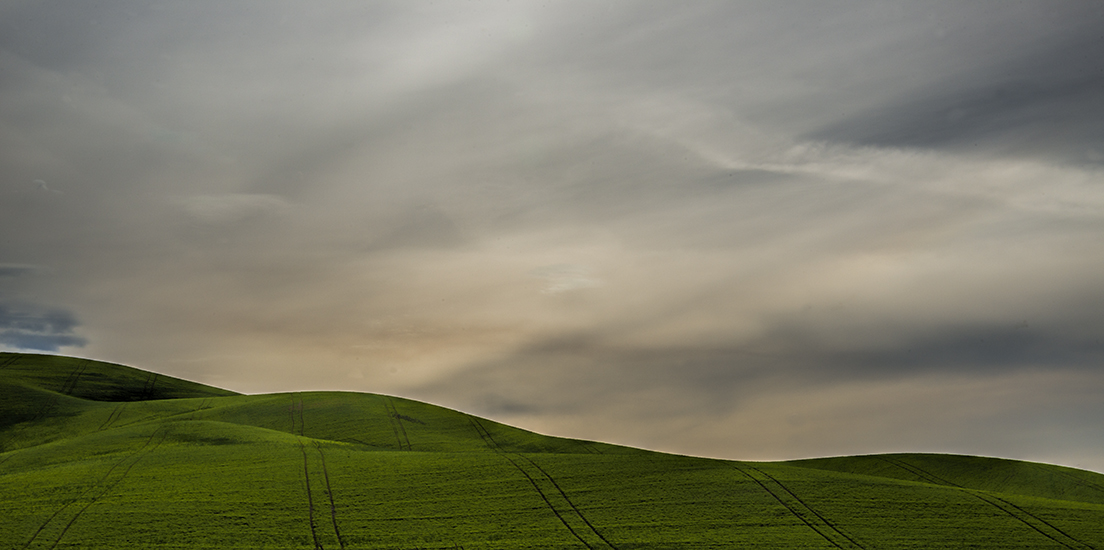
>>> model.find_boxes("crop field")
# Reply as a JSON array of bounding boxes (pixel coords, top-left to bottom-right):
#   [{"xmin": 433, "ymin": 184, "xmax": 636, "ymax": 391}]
[{"xmin": 3, "ymin": 351, "xmax": 1104, "ymax": 549}]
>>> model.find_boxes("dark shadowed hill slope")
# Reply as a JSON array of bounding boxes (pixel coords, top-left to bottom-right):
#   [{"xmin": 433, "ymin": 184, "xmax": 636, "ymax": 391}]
[{"xmin": 0, "ymin": 352, "xmax": 237, "ymax": 402}]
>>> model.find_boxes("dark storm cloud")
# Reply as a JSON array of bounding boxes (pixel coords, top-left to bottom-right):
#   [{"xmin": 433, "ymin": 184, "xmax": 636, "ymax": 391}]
[
  {"xmin": 0, "ymin": 302, "xmax": 86, "ymax": 352},
  {"xmin": 417, "ymin": 314, "xmax": 1104, "ymax": 465},
  {"xmin": 865, "ymin": 326, "xmax": 1104, "ymax": 372},
  {"xmin": 756, "ymin": 322, "xmax": 1104, "ymax": 380},
  {"xmin": 811, "ymin": 5, "xmax": 1104, "ymax": 161},
  {"xmin": 426, "ymin": 315, "xmax": 1104, "ymax": 418}
]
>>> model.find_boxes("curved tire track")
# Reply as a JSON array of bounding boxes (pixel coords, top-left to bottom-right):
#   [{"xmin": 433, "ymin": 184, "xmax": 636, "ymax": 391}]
[
  {"xmin": 140, "ymin": 373, "xmax": 158, "ymax": 400},
  {"xmin": 315, "ymin": 443, "xmax": 346, "ymax": 550},
  {"xmin": 384, "ymin": 398, "xmax": 411, "ymax": 451},
  {"xmin": 97, "ymin": 404, "xmax": 126, "ymax": 431},
  {"xmin": 733, "ymin": 464, "xmax": 864, "ymax": 550},
  {"xmin": 58, "ymin": 360, "xmax": 90, "ymax": 396},
  {"xmin": 469, "ymin": 417, "xmax": 616, "ymax": 550},
  {"xmin": 29, "ymin": 394, "xmax": 60, "ymax": 424},
  {"xmin": 502, "ymin": 453, "xmax": 595, "ymax": 550},
  {"xmin": 293, "ymin": 395, "xmax": 323, "ymax": 550},
  {"xmin": 22, "ymin": 427, "xmax": 167, "ymax": 550},
  {"xmin": 518, "ymin": 454, "xmax": 618, "ymax": 550},
  {"xmin": 188, "ymin": 398, "xmax": 211, "ymax": 421},
  {"xmin": 295, "ymin": 395, "xmax": 345, "ymax": 550},
  {"xmin": 0, "ymin": 353, "xmax": 23, "ymax": 369},
  {"xmin": 298, "ymin": 396, "xmax": 306, "ymax": 437},
  {"xmin": 1055, "ymin": 470, "xmax": 1104, "ymax": 498},
  {"xmin": 45, "ymin": 430, "xmax": 168, "ymax": 550},
  {"xmin": 468, "ymin": 417, "xmax": 498, "ymax": 450},
  {"xmin": 289, "ymin": 397, "xmax": 298, "ymax": 435},
  {"xmin": 298, "ymin": 439, "xmax": 323, "ymax": 550},
  {"xmin": 881, "ymin": 457, "xmax": 1094, "ymax": 550}
]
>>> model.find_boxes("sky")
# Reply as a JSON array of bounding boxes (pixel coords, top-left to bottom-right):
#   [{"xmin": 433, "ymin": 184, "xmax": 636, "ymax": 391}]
[{"xmin": 2, "ymin": 0, "xmax": 1104, "ymax": 471}]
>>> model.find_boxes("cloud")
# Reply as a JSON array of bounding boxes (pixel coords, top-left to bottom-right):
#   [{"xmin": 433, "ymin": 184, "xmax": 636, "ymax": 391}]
[
  {"xmin": 419, "ymin": 310, "xmax": 1104, "ymax": 424},
  {"xmin": 370, "ymin": 203, "xmax": 467, "ymax": 250},
  {"xmin": 174, "ymin": 194, "xmax": 290, "ymax": 224},
  {"xmin": 0, "ymin": 302, "xmax": 86, "ymax": 352},
  {"xmin": 0, "ymin": 264, "xmax": 45, "ymax": 278},
  {"xmin": 414, "ymin": 322, "xmax": 1104, "ymax": 469},
  {"xmin": 32, "ymin": 180, "xmax": 62, "ymax": 195},
  {"xmin": 809, "ymin": 8, "xmax": 1104, "ymax": 162},
  {"xmin": 531, "ymin": 264, "xmax": 601, "ymax": 294}
]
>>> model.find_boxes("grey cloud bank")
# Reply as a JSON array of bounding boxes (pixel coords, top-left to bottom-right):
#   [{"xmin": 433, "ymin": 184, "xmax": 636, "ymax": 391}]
[
  {"xmin": 0, "ymin": 301, "xmax": 86, "ymax": 351},
  {"xmin": 2, "ymin": 1, "xmax": 1103, "ymax": 471}
]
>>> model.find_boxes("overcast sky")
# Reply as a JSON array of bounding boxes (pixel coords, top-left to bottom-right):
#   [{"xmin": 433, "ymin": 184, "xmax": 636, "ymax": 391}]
[{"xmin": 3, "ymin": 0, "xmax": 1104, "ymax": 471}]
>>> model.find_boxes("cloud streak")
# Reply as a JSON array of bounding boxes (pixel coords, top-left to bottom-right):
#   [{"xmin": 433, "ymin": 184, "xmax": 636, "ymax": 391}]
[{"xmin": 174, "ymin": 194, "xmax": 290, "ymax": 224}]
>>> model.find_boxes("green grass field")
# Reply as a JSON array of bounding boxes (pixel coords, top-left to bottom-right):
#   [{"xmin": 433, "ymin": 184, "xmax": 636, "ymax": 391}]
[{"xmin": 3, "ymin": 351, "xmax": 1103, "ymax": 549}]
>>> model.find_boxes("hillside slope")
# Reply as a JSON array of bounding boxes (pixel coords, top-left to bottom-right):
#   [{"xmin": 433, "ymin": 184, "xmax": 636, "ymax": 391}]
[
  {"xmin": 3, "ymin": 352, "xmax": 1104, "ymax": 549},
  {"xmin": 790, "ymin": 453, "xmax": 1104, "ymax": 506}
]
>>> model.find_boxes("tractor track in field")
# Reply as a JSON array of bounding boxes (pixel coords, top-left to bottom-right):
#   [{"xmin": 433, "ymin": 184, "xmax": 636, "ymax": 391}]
[
  {"xmin": 22, "ymin": 427, "xmax": 167, "ymax": 550},
  {"xmin": 188, "ymin": 398, "xmax": 212, "ymax": 421},
  {"xmin": 469, "ymin": 417, "xmax": 616, "ymax": 550},
  {"xmin": 96, "ymin": 403, "xmax": 126, "ymax": 431},
  {"xmin": 517, "ymin": 453, "xmax": 618, "ymax": 550},
  {"xmin": 289, "ymin": 396, "xmax": 299, "ymax": 435},
  {"xmin": 293, "ymin": 395, "xmax": 323, "ymax": 550},
  {"xmin": 29, "ymin": 394, "xmax": 60, "ymax": 424},
  {"xmin": 971, "ymin": 492, "xmax": 1096, "ymax": 550},
  {"xmin": 298, "ymin": 396, "xmax": 306, "ymax": 437},
  {"xmin": 881, "ymin": 457, "xmax": 1094, "ymax": 550},
  {"xmin": 384, "ymin": 414, "xmax": 403, "ymax": 450},
  {"xmin": 298, "ymin": 438, "xmax": 323, "ymax": 550},
  {"xmin": 111, "ymin": 398, "xmax": 215, "ymax": 430},
  {"xmin": 315, "ymin": 442, "xmax": 346, "ymax": 550},
  {"xmin": 100, "ymin": 398, "xmax": 216, "ymax": 432},
  {"xmin": 384, "ymin": 397, "xmax": 412, "ymax": 451},
  {"xmin": 58, "ymin": 360, "xmax": 90, "ymax": 396},
  {"xmin": 4, "ymin": 394, "xmax": 63, "ymax": 451},
  {"xmin": 294, "ymin": 394, "xmax": 347, "ymax": 550},
  {"xmin": 140, "ymin": 373, "xmax": 159, "ymax": 399},
  {"xmin": 502, "ymin": 453, "xmax": 597, "ymax": 550},
  {"xmin": 45, "ymin": 429, "xmax": 168, "ymax": 550},
  {"xmin": 468, "ymin": 417, "xmax": 502, "ymax": 452},
  {"xmin": 734, "ymin": 465, "xmax": 865, "ymax": 550},
  {"xmin": 1053, "ymin": 469, "xmax": 1104, "ymax": 497},
  {"xmin": 0, "ymin": 353, "xmax": 23, "ymax": 369}
]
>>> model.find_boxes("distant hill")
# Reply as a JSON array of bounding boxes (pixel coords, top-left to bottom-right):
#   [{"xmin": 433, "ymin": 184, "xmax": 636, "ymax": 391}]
[{"xmin": 3, "ymin": 351, "xmax": 1103, "ymax": 549}]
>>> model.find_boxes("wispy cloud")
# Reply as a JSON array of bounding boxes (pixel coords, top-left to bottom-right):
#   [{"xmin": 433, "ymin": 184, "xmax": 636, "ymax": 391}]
[
  {"xmin": 173, "ymin": 194, "xmax": 290, "ymax": 224},
  {"xmin": 532, "ymin": 264, "xmax": 602, "ymax": 294}
]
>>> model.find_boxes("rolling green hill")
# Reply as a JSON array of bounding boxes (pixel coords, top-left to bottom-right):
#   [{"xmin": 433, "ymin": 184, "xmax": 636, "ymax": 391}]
[{"xmin": 2, "ymin": 351, "xmax": 1103, "ymax": 549}]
